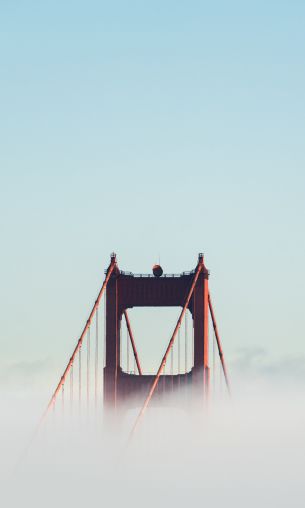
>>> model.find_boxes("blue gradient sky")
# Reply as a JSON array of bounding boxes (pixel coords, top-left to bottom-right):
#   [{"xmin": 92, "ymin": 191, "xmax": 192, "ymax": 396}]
[{"xmin": 1, "ymin": 1, "xmax": 305, "ymax": 387}]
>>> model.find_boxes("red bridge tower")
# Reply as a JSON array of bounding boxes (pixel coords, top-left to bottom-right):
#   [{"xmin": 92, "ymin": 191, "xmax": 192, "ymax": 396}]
[{"xmin": 104, "ymin": 253, "xmax": 209, "ymax": 411}]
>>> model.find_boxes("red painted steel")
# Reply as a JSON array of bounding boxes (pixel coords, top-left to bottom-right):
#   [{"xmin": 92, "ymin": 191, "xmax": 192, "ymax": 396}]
[
  {"xmin": 42, "ymin": 254, "xmax": 117, "ymax": 420},
  {"xmin": 193, "ymin": 266, "xmax": 209, "ymax": 370},
  {"xmin": 124, "ymin": 310, "xmax": 142, "ymax": 375},
  {"xmin": 208, "ymin": 293, "xmax": 231, "ymax": 394},
  {"xmin": 129, "ymin": 258, "xmax": 204, "ymax": 437}
]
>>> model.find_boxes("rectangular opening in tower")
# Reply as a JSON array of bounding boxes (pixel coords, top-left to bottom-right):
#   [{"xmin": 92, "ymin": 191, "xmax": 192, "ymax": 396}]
[{"xmin": 120, "ymin": 308, "xmax": 194, "ymax": 375}]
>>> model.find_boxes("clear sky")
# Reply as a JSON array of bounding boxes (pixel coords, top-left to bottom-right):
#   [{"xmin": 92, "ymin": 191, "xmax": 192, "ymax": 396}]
[{"xmin": 1, "ymin": 1, "xmax": 305, "ymax": 392}]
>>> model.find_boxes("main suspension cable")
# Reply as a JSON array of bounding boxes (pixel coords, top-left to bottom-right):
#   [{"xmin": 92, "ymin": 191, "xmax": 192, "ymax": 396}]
[{"xmin": 124, "ymin": 310, "xmax": 142, "ymax": 375}]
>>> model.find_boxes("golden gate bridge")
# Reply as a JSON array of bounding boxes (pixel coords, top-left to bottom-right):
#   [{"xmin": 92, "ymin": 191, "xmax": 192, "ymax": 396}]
[{"xmin": 41, "ymin": 253, "xmax": 230, "ymax": 436}]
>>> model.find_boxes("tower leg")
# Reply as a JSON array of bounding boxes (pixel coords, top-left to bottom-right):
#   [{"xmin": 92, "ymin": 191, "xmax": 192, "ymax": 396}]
[
  {"xmin": 192, "ymin": 267, "xmax": 209, "ymax": 402},
  {"xmin": 103, "ymin": 276, "xmax": 120, "ymax": 411}
]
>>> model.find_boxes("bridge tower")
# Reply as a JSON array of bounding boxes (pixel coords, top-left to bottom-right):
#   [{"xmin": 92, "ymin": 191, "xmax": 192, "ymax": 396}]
[
  {"xmin": 104, "ymin": 253, "xmax": 209, "ymax": 412},
  {"xmin": 43, "ymin": 252, "xmax": 229, "ymax": 433}
]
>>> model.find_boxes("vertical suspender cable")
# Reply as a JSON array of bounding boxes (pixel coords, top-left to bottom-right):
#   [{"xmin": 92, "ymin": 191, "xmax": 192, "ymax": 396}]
[
  {"xmin": 192, "ymin": 320, "xmax": 194, "ymax": 368},
  {"xmin": 104, "ymin": 293, "xmax": 106, "ymax": 369},
  {"xmin": 102, "ymin": 295, "xmax": 106, "ymax": 411},
  {"xmin": 213, "ymin": 329, "xmax": 216, "ymax": 395},
  {"xmin": 95, "ymin": 307, "xmax": 98, "ymax": 409},
  {"xmin": 178, "ymin": 327, "xmax": 181, "ymax": 385},
  {"xmin": 170, "ymin": 340, "xmax": 174, "ymax": 391},
  {"xmin": 192, "ymin": 288, "xmax": 195, "ymax": 370},
  {"xmin": 178, "ymin": 328, "xmax": 181, "ymax": 372},
  {"xmin": 87, "ymin": 327, "xmax": 90, "ymax": 409},
  {"xmin": 41, "ymin": 257, "xmax": 116, "ymax": 422},
  {"xmin": 185, "ymin": 311, "xmax": 188, "ymax": 373},
  {"xmin": 119, "ymin": 320, "xmax": 122, "ymax": 370},
  {"xmin": 62, "ymin": 384, "xmax": 64, "ymax": 414},
  {"xmin": 219, "ymin": 360, "xmax": 222, "ymax": 397},
  {"xmin": 127, "ymin": 323, "xmax": 130, "ymax": 373},
  {"xmin": 79, "ymin": 346, "xmax": 82, "ymax": 410},
  {"xmin": 70, "ymin": 364, "xmax": 73, "ymax": 412},
  {"xmin": 163, "ymin": 341, "xmax": 166, "ymax": 394}
]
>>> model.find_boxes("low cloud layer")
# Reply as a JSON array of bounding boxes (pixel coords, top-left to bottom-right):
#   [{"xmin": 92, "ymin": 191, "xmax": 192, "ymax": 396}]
[
  {"xmin": 231, "ymin": 347, "xmax": 305, "ymax": 384},
  {"xmin": 2, "ymin": 365, "xmax": 305, "ymax": 508}
]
